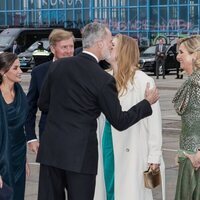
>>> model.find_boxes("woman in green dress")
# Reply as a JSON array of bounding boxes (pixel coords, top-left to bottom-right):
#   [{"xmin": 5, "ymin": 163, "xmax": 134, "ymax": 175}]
[
  {"xmin": 173, "ymin": 35, "xmax": 200, "ymax": 199},
  {"xmin": 0, "ymin": 52, "xmax": 29, "ymax": 200}
]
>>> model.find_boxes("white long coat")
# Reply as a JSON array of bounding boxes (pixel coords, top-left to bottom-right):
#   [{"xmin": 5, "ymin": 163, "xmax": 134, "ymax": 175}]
[{"xmin": 94, "ymin": 70, "xmax": 165, "ymax": 200}]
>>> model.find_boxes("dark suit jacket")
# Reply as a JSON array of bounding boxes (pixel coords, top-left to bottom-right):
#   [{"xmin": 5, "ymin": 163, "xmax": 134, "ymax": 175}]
[
  {"xmin": 25, "ymin": 61, "xmax": 52, "ymax": 141},
  {"xmin": 155, "ymin": 44, "xmax": 167, "ymax": 60},
  {"xmin": 37, "ymin": 53, "xmax": 152, "ymax": 174}
]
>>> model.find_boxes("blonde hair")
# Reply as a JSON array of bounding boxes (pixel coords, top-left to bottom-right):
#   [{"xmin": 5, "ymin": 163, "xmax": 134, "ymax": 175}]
[
  {"xmin": 178, "ymin": 35, "xmax": 200, "ymax": 70},
  {"xmin": 114, "ymin": 34, "xmax": 140, "ymax": 95},
  {"xmin": 49, "ymin": 29, "xmax": 75, "ymax": 46}
]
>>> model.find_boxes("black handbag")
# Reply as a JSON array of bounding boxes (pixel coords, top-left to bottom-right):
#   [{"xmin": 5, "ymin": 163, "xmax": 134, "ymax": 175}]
[{"xmin": 143, "ymin": 167, "xmax": 161, "ymax": 189}]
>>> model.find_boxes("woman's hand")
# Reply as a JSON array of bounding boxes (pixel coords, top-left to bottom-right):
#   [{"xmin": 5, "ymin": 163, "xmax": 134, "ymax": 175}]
[
  {"xmin": 0, "ymin": 175, "xmax": 3, "ymax": 188},
  {"xmin": 148, "ymin": 163, "xmax": 160, "ymax": 171},
  {"xmin": 26, "ymin": 162, "xmax": 31, "ymax": 177},
  {"xmin": 184, "ymin": 151, "xmax": 200, "ymax": 169}
]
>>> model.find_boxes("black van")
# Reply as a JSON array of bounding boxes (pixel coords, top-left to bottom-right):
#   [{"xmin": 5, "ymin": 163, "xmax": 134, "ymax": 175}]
[{"xmin": 0, "ymin": 27, "xmax": 82, "ymax": 53}]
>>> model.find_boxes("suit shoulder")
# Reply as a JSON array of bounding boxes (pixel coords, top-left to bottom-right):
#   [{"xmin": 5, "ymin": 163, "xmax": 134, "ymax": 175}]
[{"xmin": 32, "ymin": 61, "xmax": 52, "ymax": 74}]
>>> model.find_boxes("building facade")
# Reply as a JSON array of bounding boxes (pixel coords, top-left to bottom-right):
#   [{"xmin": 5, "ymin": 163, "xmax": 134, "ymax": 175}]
[{"xmin": 0, "ymin": 0, "xmax": 199, "ymax": 45}]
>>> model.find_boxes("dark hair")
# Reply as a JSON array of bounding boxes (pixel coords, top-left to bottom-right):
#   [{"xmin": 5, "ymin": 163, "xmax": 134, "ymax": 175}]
[{"xmin": 0, "ymin": 52, "xmax": 18, "ymax": 85}]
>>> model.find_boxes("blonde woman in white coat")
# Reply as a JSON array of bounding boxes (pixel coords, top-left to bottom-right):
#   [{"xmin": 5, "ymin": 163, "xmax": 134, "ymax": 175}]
[{"xmin": 94, "ymin": 34, "xmax": 165, "ymax": 200}]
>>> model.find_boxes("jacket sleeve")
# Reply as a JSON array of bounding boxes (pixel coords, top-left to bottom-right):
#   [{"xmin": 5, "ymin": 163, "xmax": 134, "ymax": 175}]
[
  {"xmin": 38, "ymin": 70, "xmax": 51, "ymax": 113},
  {"xmin": 147, "ymin": 78, "xmax": 162, "ymax": 164},
  {"xmin": 98, "ymin": 76, "xmax": 152, "ymax": 131},
  {"xmin": 38, "ymin": 61, "xmax": 58, "ymax": 112},
  {"xmin": 25, "ymin": 70, "xmax": 39, "ymax": 141}
]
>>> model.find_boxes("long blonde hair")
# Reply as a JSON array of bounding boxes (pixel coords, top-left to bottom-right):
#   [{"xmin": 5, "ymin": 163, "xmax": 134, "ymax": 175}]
[{"xmin": 114, "ymin": 34, "xmax": 140, "ymax": 95}]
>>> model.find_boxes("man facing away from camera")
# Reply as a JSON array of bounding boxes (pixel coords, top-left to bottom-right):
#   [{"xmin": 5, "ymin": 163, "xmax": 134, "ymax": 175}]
[{"xmin": 36, "ymin": 22, "xmax": 159, "ymax": 200}]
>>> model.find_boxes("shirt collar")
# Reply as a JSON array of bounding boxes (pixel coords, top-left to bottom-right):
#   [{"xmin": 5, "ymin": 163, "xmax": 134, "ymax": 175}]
[{"xmin": 82, "ymin": 50, "xmax": 99, "ymax": 62}]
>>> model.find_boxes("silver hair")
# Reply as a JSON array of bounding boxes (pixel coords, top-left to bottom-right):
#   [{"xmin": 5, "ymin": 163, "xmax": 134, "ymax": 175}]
[{"xmin": 82, "ymin": 22, "xmax": 108, "ymax": 49}]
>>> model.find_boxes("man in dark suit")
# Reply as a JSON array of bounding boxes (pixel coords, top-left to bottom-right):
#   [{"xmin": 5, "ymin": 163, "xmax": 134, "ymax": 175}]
[
  {"xmin": 155, "ymin": 38, "xmax": 167, "ymax": 79},
  {"xmin": 25, "ymin": 29, "xmax": 75, "ymax": 154},
  {"xmin": 37, "ymin": 22, "xmax": 159, "ymax": 200}
]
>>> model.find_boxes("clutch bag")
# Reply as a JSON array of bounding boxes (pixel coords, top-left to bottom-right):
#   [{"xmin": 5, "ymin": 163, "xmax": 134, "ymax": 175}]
[{"xmin": 143, "ymin": 167, "xmax": 161, "ymax": 189}]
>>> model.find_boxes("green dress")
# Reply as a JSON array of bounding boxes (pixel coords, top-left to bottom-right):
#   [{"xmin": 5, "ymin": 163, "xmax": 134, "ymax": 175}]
[
  {"xmin": 102, "ymin": 120, "xmax": 114, "ymax": 200},
  {"xmin": 0, "ymin": 83, "xmax": 27, "ymax": 200},
  {"xmin": 173, "ymin": 70, "xmax": 200, "ymax": 200}
]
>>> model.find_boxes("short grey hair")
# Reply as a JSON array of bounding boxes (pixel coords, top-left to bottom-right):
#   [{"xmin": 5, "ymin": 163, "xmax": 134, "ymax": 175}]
[{"xmin": 82, "ymin": 22, "xmax": 108, "ymax": 48}]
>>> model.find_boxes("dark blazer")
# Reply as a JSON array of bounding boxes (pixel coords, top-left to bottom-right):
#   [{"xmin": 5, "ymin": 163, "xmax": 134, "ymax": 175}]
[
  {"xmin": 25, "ymin": 61, "xmax": 52, "ymax": 141},
  {"xmin": 155, "ymin": 44, "xmax": 167, "ymax": 60},
  {"xmin": 37, "ymin": 53, "xmax": 152, "ymax": 174}
]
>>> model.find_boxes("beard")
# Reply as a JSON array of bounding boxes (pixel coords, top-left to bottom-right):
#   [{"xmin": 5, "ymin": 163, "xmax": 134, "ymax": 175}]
[{"xmin": 101, "ymin": 49, "xmax": 111, "ymax": 61}]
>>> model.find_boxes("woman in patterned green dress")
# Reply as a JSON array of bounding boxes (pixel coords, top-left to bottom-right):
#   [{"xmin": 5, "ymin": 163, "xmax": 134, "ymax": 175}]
[{"xmin": 173, "ymin": 35, "xmax": 200, "ymax": 200}]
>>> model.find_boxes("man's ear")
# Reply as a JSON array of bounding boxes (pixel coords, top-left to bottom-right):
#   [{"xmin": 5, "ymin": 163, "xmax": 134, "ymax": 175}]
[
  {"xmin": 50, "ymin": 45, "xmax": 55, "ymax": 54},
  {"xmin": 97, "ymin": 40, "xmax": 103, "ymax": 48}
]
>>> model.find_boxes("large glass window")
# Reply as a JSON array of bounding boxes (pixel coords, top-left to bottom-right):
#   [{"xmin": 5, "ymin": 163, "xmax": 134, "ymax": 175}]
[
  {"xmin": 150, "ymin": 0, "xmax": 158, "ymax": 5},
  {"xmin": 140, "ymin": 0, "xmax": 147, "ymax": 5},
  {"xmin": 168, "ymin": 6, "xmax": 178, "ymax": 30},
  {"xmin": 0, "ymin": 12, "xmax": 5, "ymax": 25},
  {"xmin": 169, "ymin": 0, "xmax": 177, "ymax": 3},
  {"xmin": 179, "ymin": 0, "xmax": 188, "ymax": 3},
  {"xmin": 139, "ymin": 7, "xmax": 148, "ymax": 30},
  {"xmin": 189, "ymin": 5, "xmax": 198, "ymax": 33},
  {"xmin": 159, "ymin": 0, "xmax": 168, "ymax": 5},
  {"xmin": 159, "ymin": 7, "xmax": 167, "ymax": 31},
  {"xmin": 0, "ymin": 1, "xmax": 5, "ymax": 10},
  {"xmin": 150, "ymin": 6, "xmax": 158, "ymax": 30},
  {"xmin": 129, "ymin": 8, "xmax": 137, "ymax": 30},
  {"xmin": 179, "ymin": 6, "xmax": 188, "ymax": 31}
]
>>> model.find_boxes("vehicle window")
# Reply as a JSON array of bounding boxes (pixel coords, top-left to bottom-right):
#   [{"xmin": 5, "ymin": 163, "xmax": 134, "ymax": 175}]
[
  {"xmin": 143, "ymin": 46, "xmax": 156, "ymax": 54},
  {"xmin": 43, "ymin": 40, "xmax": 49, "ymax": 49},
  {"xmin": 27, "ymin": 40, "xmax": 49, "ymax": 52},
  {"xmin": 0, "ymin": 36, "xmax": 14, "ymax": 47},
  {"xmin": 27, "ymin": 42, "xmax": 38, "ymax": 52}
]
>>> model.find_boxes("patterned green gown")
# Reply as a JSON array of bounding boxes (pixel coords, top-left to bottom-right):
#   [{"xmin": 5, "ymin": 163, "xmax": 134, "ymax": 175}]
[{"xmin": 173, "ymin": 69, "xmax": 200, "ymax": 200}]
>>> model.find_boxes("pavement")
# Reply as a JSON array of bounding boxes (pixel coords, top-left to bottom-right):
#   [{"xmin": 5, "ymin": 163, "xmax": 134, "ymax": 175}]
[{"xmin": 21, "ymin": 72, "xmax": 186, "ymax": 200}]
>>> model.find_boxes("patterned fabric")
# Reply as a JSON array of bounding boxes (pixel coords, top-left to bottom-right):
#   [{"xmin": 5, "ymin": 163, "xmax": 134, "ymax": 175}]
[
  {"xmin": 173, "ymin": 69, "xmax": 200, "ymax": 152},
  {"xmin": 173, "ymin": 69, "xmax": 200, "ymax": 199}
]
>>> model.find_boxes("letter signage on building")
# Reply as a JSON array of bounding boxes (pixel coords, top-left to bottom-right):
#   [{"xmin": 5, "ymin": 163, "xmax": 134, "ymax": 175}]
[{"xmin": 42, "ymin": 0, "xmax": 82, "ymax": 7}]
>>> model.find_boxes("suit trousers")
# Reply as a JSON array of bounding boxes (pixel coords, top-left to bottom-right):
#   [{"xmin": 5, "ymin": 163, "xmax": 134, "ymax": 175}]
[
  {"xmin": 38, "ymin": 164, "xmax": 96, "ymax": 200},
  {"xmin": 156, "ymin": 58, "xmax": 165, "ymax": 78}
]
